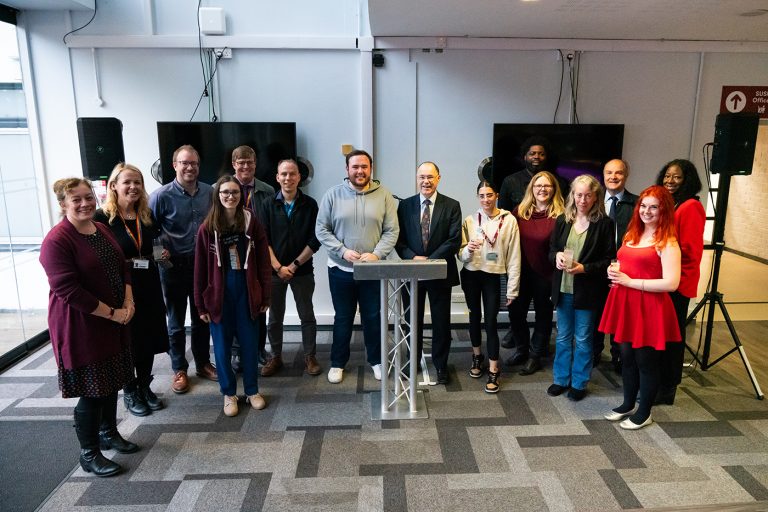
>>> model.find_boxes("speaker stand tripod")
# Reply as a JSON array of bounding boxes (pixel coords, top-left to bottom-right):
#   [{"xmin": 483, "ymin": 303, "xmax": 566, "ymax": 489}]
[{"xmin": 684, "ymin": 172, "xmax": 763, "ymax": 400}]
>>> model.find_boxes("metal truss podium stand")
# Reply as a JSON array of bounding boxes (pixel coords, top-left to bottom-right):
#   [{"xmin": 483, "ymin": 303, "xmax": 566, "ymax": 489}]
[{"xmin": 353, "ymin": 260, "xmax": 446, "ymax": 420}]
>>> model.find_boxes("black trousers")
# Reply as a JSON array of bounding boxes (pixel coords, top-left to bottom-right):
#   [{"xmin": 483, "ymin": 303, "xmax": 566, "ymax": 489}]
[
  {"xmin": 658, "ymin": 291, "xmax": 690, "ymax": 390},
  {"xmin": 402, "ymin": 281, "xmax": 453, "ymax": 371},
  {"xmin": 461, "ymin": 269, "xmax": 501, "ymax": 361},
  {"xmin": 508, "ymin": 271, "xmax": 553, "ymax": 360}
]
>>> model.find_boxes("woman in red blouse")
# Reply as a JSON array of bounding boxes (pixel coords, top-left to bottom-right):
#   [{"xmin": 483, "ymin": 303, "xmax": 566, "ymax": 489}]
[{"xmin": 654, "ymin": 159, "xmax": 705, "ymax": 405}]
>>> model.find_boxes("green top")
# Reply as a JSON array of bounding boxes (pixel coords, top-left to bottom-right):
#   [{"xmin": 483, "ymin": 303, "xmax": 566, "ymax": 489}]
[{"xmin": 560, "ymin": 225, "xmax": 588, "ymax": 295}]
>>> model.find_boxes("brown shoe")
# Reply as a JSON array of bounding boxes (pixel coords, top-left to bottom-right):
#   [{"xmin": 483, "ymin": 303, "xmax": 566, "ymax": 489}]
[
  {"xmin": 171, "ymin": 370, "xmax": 189, "ymax": 394},
  {"xmin": 195, "ymin": 362, "xmax": 218, "ymax": 382},
  {"xmin": 305, "ymin": 355, "xmax": 322, "ymax": 376},
  {"xmin": 261, "ymin": 355, "xmax": 283, "ymax": 377}
]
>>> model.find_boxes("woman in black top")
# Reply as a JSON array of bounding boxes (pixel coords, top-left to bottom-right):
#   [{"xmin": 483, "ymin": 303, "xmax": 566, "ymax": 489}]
[{"xmin": 95, "ymin": 163, "xmax": 170, "ymax": 416}]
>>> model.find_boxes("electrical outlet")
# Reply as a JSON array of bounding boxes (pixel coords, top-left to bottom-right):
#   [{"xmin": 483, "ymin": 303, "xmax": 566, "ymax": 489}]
[{"xmin": 214, "ymin": 48, "xmax": 232, "ymax": 59}]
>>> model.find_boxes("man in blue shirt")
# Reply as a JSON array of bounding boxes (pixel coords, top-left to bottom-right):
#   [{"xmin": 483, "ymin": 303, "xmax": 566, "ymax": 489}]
[{"xmin": 149, "ymin": 145, "xmax": 217, "ymax": 394}]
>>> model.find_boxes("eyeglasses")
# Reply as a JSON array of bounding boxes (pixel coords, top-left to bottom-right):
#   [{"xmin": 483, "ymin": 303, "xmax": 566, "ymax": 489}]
[
  {"xmin": 219, "ymin": 190, "xmax": 241, "ymax": 197},
  {"xmin": 417, "ymin": 175, "xmax": 438, "ymax": 182},
  {"xmin": 533, "ymin": 184, "xmax": 553, "ymax": 189},
  {"xmin": 234, "ymin": 159, "xmax": 255, "ymax": 166},
  {"xmin": 175, "ymin": 161, "xmax": 199, "ymax": 168}
]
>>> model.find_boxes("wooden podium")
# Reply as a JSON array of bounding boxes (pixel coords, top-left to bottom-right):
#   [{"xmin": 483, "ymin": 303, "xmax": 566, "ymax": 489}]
[{"xmin": 353, "ymin": 259, "xmax": 447, "ymax": 420}]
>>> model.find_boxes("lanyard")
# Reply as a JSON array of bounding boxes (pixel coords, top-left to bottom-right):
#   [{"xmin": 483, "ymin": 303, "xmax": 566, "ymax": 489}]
[
  {"xmin": 478, "ymin": 212, "xmax": 505, "ymax": 249},
  {"xmin": 119, "ymin": 213, "xmax": 142, "ymax": 252}
]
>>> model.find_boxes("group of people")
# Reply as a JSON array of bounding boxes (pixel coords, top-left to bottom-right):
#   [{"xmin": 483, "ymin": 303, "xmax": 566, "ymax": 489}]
[{"xmin": 39, "ymin": 137, "xmax": 704, "ymax": 477}]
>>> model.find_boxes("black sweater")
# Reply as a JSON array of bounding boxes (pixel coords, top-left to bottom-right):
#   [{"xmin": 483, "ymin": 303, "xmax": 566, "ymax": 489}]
[{"xmin": 258, "ymin": 190, "xmax": 321, "ymax": 276}]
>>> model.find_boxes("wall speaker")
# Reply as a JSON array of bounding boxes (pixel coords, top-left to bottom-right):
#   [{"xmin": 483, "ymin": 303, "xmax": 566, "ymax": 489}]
[
  {"xmin": 710, "ymin": 113, "xmax": 759, "ymax": 175},
  {"xmin": 76, "ymin": 117, "xmax": 125, "ymax": 180}
]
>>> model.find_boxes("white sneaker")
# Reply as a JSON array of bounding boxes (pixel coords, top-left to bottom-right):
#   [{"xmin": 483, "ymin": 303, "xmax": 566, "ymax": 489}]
[
  {"xmin": 327, "ymin": 367, "xmax": 344, "ymax": 384},
  {"xmin": 372, "ymin": 364, "xmax": 382, "ymax": 381}
]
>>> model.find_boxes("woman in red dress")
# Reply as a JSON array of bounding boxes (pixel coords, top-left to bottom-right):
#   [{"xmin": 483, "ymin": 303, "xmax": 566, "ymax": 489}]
[{"xmin": 599, "ymin": 185, "xmax": 681, "ymax": 430}]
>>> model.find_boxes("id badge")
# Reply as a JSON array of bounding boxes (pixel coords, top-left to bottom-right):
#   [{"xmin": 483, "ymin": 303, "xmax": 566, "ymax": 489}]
[
  {"xmin": 229, "ymin": 246, "xmax": 241, "ymax": 270},
  {"xmin": 486, "ymin": 252, "xmax": 498, "ymax": 261},
  {"xmin": 133, "ymin": 258, "xmax": 150, "ymax": 269}
]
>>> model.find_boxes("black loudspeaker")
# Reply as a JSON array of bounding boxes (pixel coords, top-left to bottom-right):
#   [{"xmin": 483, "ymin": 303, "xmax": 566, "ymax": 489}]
[
  {"xmin": 710, "ymin": 113, "xmax": 759, "ymax": 175},
  {"xmin": 76, "ymin": 117, "xmax": 125, "ymax": 180}
]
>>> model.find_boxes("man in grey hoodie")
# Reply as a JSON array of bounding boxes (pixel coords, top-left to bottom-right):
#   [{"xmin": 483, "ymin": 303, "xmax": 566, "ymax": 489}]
[{"xmin": 315, "ymin": 149, "xmax": 399, "ymax": 384}]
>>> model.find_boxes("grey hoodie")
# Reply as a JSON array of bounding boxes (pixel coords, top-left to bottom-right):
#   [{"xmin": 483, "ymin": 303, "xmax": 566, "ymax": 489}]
[{"xmin": 316, "ymin": 178, "xmax": 399, "ymax": 270}]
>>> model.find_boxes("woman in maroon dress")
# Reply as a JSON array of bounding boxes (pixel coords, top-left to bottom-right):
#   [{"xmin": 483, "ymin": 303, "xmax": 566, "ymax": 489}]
[
  {"xmin": 40, "ymin": 178, "xmax": 138, "ymax": 477},
  {"xmin": 599, "ymin": 185, "xmax": 681, "ymax": 430}
]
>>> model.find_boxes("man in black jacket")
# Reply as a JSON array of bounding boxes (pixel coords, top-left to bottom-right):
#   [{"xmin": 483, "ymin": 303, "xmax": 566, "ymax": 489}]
[
  {"xmin": 259, "ymin": 159, "xmax": 323, "ymax": 376},
  {"xmin": 595, "ymin": 158, "xmax": 638, "ymax": 373},
  {"xmin": 395, "ymin": 162, "xmax": 462, "ymax": 384}
]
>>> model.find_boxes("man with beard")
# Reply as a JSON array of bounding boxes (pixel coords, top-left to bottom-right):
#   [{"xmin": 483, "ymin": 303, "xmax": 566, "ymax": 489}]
[
  {"xmin": 315, "ymin": 149, "xmax": 399, "ymax": 384},
  {"xmin": 498, "ymin": 136, "xmax": 554, "ymax": 212}
]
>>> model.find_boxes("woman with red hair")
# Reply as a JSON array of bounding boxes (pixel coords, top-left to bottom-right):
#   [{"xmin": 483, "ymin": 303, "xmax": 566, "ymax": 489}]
[{"xmin": 599, "ymin": 185, "xmax": 681, "ymax": 430}]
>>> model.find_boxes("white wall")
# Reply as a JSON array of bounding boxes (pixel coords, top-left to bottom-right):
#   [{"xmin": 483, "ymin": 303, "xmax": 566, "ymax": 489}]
[{"xmin": 18, "ymin": 1, "xmax": 768, "ymax": 323}]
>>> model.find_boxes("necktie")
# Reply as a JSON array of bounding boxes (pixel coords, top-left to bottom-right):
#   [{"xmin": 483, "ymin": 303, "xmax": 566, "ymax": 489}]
[
  {"xmin": 608, "ymin": 196, "xmax": 617, "ymax": 220},
  {"xmin": 421, "ymin": 199, "xmax": 431, "ymax": 251}
]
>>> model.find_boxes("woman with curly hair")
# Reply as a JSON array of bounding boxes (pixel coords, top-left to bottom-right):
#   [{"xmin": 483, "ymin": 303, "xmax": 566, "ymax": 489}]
[{"xmin": 654, "ymin": 159, "xmax": 705, "ymax": 405}]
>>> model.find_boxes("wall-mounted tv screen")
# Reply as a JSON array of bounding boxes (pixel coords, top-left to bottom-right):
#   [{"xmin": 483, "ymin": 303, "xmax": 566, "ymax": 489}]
[
  {"xmin": 156, "ymin": 122, "xmax": 297, "ymax": 187},
  {"xmin": 492, "ymin": 123, "xmax": 624, "ymax": 190}
]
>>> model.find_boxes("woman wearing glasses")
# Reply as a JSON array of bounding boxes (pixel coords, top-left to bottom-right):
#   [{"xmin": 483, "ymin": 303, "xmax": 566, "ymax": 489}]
[
  {"xmin": 507, "ymin": 171, "xmax": 565, "ymax": 375},
  {"xmin": 194, "ymin": 175, "xmax": 272, "ymax": 416},
  {"xmin": 459, "ymin": 180, "xmax": 521, "ymax": 393},
  {"xmin": 548, "ymin": 175, "xmax": 615, "ymax": 401}
]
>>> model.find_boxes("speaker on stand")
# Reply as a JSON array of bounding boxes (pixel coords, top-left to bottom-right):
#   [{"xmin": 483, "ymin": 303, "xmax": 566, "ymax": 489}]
[
  {"xmin": 685, "ymin": 112, "xmax": 763, "ymax": 399},
  {"xmin": 76, "ymin": 117, "xmax": 126, "ymax": 204}
]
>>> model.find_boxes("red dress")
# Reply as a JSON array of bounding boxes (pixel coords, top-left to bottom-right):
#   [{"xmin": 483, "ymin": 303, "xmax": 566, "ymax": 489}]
[{"xmin": 599, "ymin": 245, "xmax": 681, "ymax": 350}]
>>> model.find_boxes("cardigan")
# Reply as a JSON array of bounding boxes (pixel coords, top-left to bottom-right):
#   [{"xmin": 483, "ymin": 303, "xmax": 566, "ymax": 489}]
[
  {"xmin": 675, "ymin": 198, "xmax": 705, "ymax": 298},
  {"xmin": 193, "ymin": 209, "xmax": 272, "ymax": 323},
  {"xmin": 39, "ymin": 217, "xmax": 132, "ymax": 368},
  {"xmin": 549, "ymin": 214, "xmax": 616, "ymax": 310}
]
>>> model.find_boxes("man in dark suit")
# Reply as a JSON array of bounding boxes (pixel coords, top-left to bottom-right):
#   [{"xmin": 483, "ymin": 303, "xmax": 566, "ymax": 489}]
[
  {"xmin": 595, "ymin": 158, "xmax": 638, "ymax": 373},
  {"xmin": 395, "ymin": 162, "xmax": 462, "ymax": 385}
]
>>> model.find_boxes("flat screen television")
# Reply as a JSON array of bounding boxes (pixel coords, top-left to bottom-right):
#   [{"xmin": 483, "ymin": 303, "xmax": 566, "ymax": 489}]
[
  {"xmin": 156, "ymin": 122, "xmax": 297, "ymax": 187},
  {"xmin": 491, "ymin": 123, "xmax": 624, "ymax": 190}
]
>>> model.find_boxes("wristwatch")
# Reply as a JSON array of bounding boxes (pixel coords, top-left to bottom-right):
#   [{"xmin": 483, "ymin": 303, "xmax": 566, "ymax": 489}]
[{"xmin": 293, "ymin": 259, "xmax": 301, "ymax": 267}]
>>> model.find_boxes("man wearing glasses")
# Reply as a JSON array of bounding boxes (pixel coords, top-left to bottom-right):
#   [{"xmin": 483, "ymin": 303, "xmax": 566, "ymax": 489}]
[
  {"xmin": 395, "ymin": 162, "xmax": 462, "ymax": 384},
  {"xmin": 230, "ymin": 145, "xmax": 273, "ymax": 371},
  {"xmin": 150, "ymin": 145, "xmax": 217, "ymax": 394}
]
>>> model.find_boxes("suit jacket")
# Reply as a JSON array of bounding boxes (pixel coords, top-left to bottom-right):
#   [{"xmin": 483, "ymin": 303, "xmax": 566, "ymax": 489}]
[
  {"xmin": 612, "ymin": 189, "xmax": 638, "ymax": 248},
  {"xmin": 395, "ymin": 192, "xmax": 462, "ymax": 287},
  {"xmin": 549, "ymin": 214, "xmax": 616, "ymax": 310}
]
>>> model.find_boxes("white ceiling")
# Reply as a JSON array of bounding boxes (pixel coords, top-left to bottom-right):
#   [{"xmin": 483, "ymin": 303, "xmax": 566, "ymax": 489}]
[{"xmin": 368, "ymin": 0, "xmax": 768, "ymax": 42}]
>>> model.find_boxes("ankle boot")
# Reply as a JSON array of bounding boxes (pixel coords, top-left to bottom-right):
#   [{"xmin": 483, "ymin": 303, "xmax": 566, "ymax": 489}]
[
  {"xmin": 139, "ymin": 386, "xmax": 164, "ymax": 411},
  {"xmin": 100, "ymin": 393, "xmax": 140, "ymax": 454},
  {"xmin": 123, "ymin": 387, "xmax": 151, "ymax": 417},
  {"xmin": 74, "ymin": 408, "xmax": 122, "ymax": 477},
  {"xmin": 653, "ymin": 386, "xmax": 677, "ymax": 406}
]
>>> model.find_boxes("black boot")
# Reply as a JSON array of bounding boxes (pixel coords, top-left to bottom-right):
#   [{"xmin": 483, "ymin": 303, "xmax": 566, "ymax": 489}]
[
  {"xmin": 100, "ymin": 393, "xmax": 140, "ymax": 454},
  {"xmin": 139, "ymin": 386, "xmax": 164, "ymax": 411},
  {"xmin": 654, "ymin": 386, "xmax": 677, "ymax": 406},
  {"xmin": 123, "ymin": 386, "xmax": 151, "ymax": 417},
  {"xmin": 74, "ymin": 408, "xmax": 122, "ymax": 477}
]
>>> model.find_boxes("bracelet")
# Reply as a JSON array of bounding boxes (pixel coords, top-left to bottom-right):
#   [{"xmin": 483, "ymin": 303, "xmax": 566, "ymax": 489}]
[
  {"xmin": 125, "ymin": 298, "xmax": 134, "ymax": 304},
  {"xmin": 275, "ymin": 265, "xmax": 282, "ymax": 272},
  {"xmin": 108, "ymin": 307, "xmax": 115, "ymax": 319}
]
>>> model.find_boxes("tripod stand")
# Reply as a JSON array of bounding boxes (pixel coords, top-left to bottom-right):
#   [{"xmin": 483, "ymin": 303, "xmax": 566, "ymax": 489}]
[{"xmin": 685, "ymin": 171, "xmax": 764, "ymax": 399}]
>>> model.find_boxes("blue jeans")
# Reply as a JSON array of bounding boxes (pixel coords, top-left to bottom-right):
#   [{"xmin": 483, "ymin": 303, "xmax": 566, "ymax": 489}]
[
  {"xmin": 209, "ymin": 271, "xmax": 259, "ymax": 396},
  {"xmin": 553, "ymin": 293, "xmax": 595, "ymax": 390},
  {"xmin": 328, "ymin": 266, "xmax": 381, "ymax": 368},
  {"xmin": 159, "ymin": 256, "xmax": 211, "ymax": 372}
]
